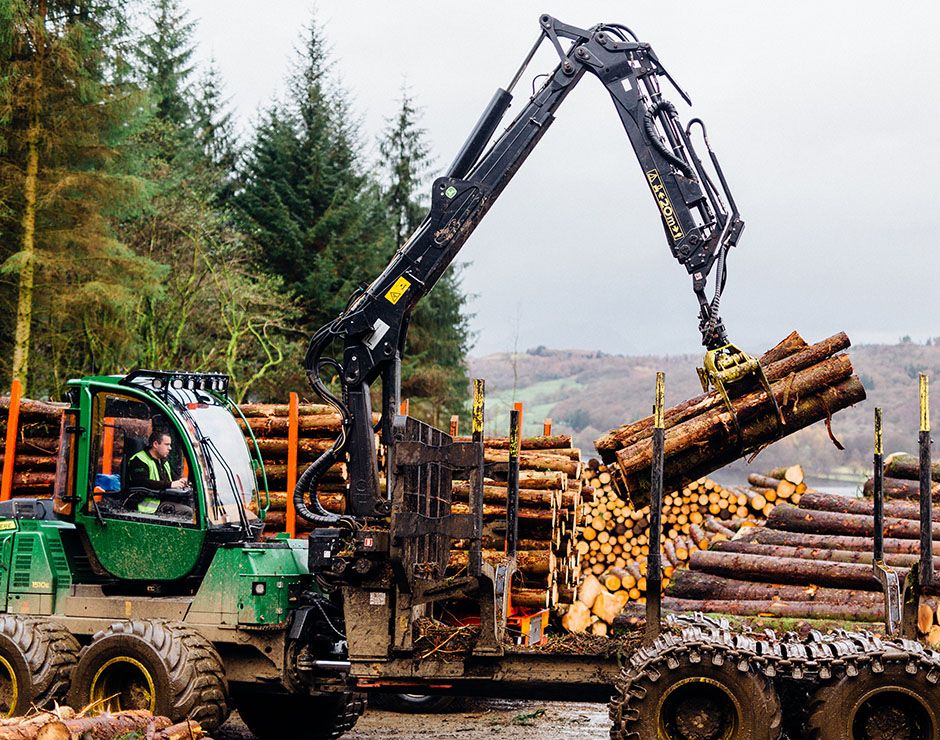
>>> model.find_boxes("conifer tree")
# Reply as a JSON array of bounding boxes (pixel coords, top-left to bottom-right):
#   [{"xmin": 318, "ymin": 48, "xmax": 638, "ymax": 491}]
[
  {"xmin": 136, "ymin": 0, "xmax": 195, "ymax": 129},
  {"xmin": 235, "ymin": 15, "xmax": 390, "ymax": 328},
  {"xmin": 378, "ymin": 90, "xmax": 472, "ymax": 424},
  {"xmin": 0, "ymin": 0, "xmax": 158, "ymax": 394}
]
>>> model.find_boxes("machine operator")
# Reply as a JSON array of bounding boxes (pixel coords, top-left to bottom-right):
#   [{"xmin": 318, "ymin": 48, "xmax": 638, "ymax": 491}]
[{"xmin": 127, "ymin": 430, "xmax": 192, "ymax": 517}]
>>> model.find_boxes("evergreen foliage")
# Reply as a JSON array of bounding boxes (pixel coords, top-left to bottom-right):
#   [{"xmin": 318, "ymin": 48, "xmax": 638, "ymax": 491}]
[
  {"xmin": 0, "ymin": 4, "xmax": 471, "ymax": 411},
  {"xmin": 0, "ymin": 0, "xmax": 158, "ymax": 394},
  {"xmin": 378, "ymin": 90, "xmax": 472, "ymax": 424}
]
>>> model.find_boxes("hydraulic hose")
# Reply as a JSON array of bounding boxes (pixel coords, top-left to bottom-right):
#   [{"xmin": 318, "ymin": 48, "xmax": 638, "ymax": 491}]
[
  {"xmin": 293, "ymin": 444, "xmax": 355, "ymax": 528},
  {"xmin": 644, "ymin": 100, "xmax": 694, "ymax": 178}
]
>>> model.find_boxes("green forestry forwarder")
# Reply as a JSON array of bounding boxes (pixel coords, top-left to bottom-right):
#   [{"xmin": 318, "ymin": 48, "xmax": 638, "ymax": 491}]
[{"xmin": 0, "ymin": 14, "xmax": 938, "ymax": 740}]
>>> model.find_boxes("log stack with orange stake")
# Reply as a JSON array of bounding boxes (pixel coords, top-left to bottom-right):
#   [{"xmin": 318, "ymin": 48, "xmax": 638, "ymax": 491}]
[{"xmin": 0, "ymin": 395, "xmax": 65, "ymax": 500}]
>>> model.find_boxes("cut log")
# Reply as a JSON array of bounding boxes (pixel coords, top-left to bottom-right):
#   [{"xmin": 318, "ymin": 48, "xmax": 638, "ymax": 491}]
[
  {"xmin": 667, "ymin": 569, "xmax": 887, "ymax": 605},
  {"xmin": 768, "ymin": 464, "xmax": 805, "ymax": 485},
  {"xmin": 734, "ymin": 526, "xmax": 940, "ymax": 556},
  {"xmin": 562, "ymin": 601, "xmax": 592, "ymax": 633},
  {"xmin": 238, "ymin": 402, "xmax": 334, "ymax": 417},
  {"xmin": 483, "ymin": 449, "xmax": 581, "ymax": 478},
  {"xmin": 456, "ymin": 434, "xmax": 572, "ymax": 450},
  {"xmin": 747, "ymin": 473, "xmax": 782, "ymax": 490},
  {"xmin": 710, "ymin": 539, "xmax": 918, "ymax": 568},
  {"xmin": 799, "ymin": 491, "xmax": 940, "ymax": 523},
  {"xmin": 448, "ymin": 549, "xmax": 550, "ymax": 576},
  {"xmin": 883, "ymin": 453, "xmax": 940, "ymax": 483},
  {"xmin": 862, "ymin": 476, "xmax": 940, "ymax": 500},
  {"xmin": 919, "ymin": 603, "xmax": 936, "ymax": 635},
  {"xmin": 615, "ymin": 597, "xmax": 886, "ymax": 623},
  {"xmin": 766, "ymin": 503, "xmax": 940, "ymax": 540},
  {"xmin": 688, "ymin": 550, "xmax": 881, "ymax": 589}
]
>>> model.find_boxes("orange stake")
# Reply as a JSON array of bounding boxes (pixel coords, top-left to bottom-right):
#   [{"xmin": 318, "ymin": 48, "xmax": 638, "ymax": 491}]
[
  {"xmin": 449, "ymin": 415, "xmax": 459, "ymax": 437},
  {"xmin": 399, "ymin": 398, "xmax": 410, "ymax": 416},
  {"xmin": 286, "ymin": 392, "xmax": 299, "ymax": 538},
  {"xmin": 101, "ymin": 418, "xmax": 115, "ymax": 475},
  {"xmin": 543, "ymin": 418, "xmax": 552, "ymax": 436},
  {"xmin": 514, "ymin": 402, "xmax": 523, "ymax": 438},
  {"xmin": 1, "ymin": 379, "xmax": 23, "ymax": 501}
]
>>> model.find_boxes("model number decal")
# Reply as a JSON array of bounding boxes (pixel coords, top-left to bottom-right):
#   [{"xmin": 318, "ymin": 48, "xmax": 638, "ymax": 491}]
[{"xmin": 646, "ymin": 169, "xmax": 684, "ymax": 242}]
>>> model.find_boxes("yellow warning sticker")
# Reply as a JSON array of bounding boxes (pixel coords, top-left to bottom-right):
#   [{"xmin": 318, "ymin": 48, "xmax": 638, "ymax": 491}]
[
  {"xmin": 385, "ymin": 276, "xmax": 411, "ymax": 305},
  {"xmin": 0, "ymin": 520, "xmax": 16, "ymax": 531}
]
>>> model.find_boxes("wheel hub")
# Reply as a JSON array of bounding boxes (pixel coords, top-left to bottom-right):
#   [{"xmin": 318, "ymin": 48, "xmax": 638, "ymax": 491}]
[
  {"xmin": 852, "ymin": 686, "xmax": 933, "ymax": 740},
  {"xmin": 658, "ymin": 677, "xmax": 740, "ymax": 740},
  {"xmin": 89, "ymin": 656, "xmax": 155, "ymax": 713}
]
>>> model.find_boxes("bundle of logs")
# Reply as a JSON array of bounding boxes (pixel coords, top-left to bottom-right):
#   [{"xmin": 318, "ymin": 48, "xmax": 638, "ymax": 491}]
[
  {"xmin": 861, "ymin": 452, "xmax": 940, "ymax": 500},
  {"xmin": 0, "ymin": 396, "xmax": 65, "ymax": 499},
  {"xmin": 657, "ymin": 479, "xmax": 940, "ymax": 637},
  {"xmin": 0, "ymin": 708, "xmax": 203, "ymax": 739},
  {"xmin": 595, "ymin": 331, "xmax": 865, "ymax": 507}
]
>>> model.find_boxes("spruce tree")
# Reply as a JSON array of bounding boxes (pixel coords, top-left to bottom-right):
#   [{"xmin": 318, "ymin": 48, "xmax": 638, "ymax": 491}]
[
  {"xmin": 136, "ymin": 0, "xmax": 195, "ymax": 129},
  {"xmin": 235, "ymin": 15, "xmax": 391, "ymax": 328},
  {"xmin": 378, "ymin": 90, "xmax": 472, "ymax": 425}
]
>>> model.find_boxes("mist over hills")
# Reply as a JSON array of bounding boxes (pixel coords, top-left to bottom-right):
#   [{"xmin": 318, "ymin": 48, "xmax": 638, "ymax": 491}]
[{"xmin": 468, "ymin": 338, "xmax": 940, "ymax": 480}]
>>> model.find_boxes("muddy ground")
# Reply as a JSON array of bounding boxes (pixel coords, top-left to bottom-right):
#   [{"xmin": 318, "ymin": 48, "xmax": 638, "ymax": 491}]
[{"xmin": 218, "ymin": 698, "xmax": 611, "ymax": 739}]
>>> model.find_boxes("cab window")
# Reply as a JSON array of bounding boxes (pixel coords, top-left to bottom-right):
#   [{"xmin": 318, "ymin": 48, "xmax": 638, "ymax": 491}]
[{"xmin": 88, "ymin": 391, "xmax": 196, "ymax": 525}]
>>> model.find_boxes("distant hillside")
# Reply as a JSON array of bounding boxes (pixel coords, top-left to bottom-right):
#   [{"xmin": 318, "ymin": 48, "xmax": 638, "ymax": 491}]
[{"xmin": 468, "ymin": 339, "xmax": 940, "ymax": 480}]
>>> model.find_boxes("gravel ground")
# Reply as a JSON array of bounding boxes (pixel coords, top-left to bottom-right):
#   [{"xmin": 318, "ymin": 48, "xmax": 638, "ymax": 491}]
[{"xmin": 218, "ymin": 698, "xmax": 612, "ymax": 739}]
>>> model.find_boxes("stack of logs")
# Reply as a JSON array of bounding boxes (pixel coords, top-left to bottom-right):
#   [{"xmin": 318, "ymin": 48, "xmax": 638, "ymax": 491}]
[
  {"xmin": 569, "ymin": 463, "xmax": 777, "ymax": 613},
  {"xmin": 238, "ymin": 403, "xmax": 586, "ymax": 612},
  {"xmin": 595, "ymin": 331, "xmax": 865, "ymax": 508},
  {"xmin": 236, "ymin": 402, "xmax": 353, "ymax": 533},
  {"xmin": 0, "ymin": 396, "xmax": 64, "ymax": 498},
  {"xmin": 448, "ymin": 432, "xmax": 584, "ymax": 611},
  {"xmin": 660, "ymin": 476, "xmax": 940, "ymax": 635},
  {"xmin": 862, "ymin": 452, "xmax": 940, "ymax": 500}
]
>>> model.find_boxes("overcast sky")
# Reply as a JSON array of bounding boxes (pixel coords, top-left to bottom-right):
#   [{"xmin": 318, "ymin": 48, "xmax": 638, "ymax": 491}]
[{"xmin": 185, "ymin": 1, "xmax": 940, "ymax": 357}]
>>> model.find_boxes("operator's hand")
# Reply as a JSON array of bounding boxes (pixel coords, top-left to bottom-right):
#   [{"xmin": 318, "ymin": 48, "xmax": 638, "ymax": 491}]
[{"xmin": 171, "ymin": 479, "xmax": 188, "ymax": 490}]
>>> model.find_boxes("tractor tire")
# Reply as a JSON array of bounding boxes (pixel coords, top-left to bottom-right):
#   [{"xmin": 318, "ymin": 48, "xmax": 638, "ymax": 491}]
[
  {"xmin": 0, "ymin": 616, "xmax": 79, "ymax": 717},
  {"xmin": 610, "ymin": 632, "xmax": 782, "ymax": 740},
  {"xmin": 806, "ymin": 660, "xmax": 940, "ymax": 739},
  {"xmin": 234, "ymin": 689, "xmax": 367, "ymax": 740},
  {"xmin": 68, "ymin": 619, "xmax": 228, "ymax": 731}
]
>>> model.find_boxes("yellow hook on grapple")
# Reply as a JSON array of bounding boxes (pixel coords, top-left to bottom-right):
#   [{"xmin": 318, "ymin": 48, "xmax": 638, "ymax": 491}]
[{"xmin": 697, "ymin": 343, "xmax": 784, "ymax": 436}]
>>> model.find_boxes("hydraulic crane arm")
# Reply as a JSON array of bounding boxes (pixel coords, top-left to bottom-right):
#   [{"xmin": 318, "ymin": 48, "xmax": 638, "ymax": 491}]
[{"xmin": 298, "ymin": 15, "xmax": 749, "ymax": 522}]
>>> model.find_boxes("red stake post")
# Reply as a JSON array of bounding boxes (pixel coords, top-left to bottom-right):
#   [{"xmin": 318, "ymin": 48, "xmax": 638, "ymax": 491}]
[{"xmin": 1, "ymin": 379, "xmax": 23, "ymax": 502}]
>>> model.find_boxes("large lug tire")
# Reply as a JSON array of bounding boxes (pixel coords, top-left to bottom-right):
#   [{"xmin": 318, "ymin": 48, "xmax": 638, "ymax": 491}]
[
  {"xmin": 0, "ymin": 616, "xmax": 80, "ymax": 717},
  {"xmin": 610, "ymin": 633, "xmax": 782, "ymax": 740},
  {"xmin": 68, "ymin": 619, "xmax": 228, "ymax": 731},
  {"xmin": 806, "ymin": 660, "xmax": 940, "ymax": 739},
  {"xmin": 234, "ymin": 689, "xmax": 367, "ymax": 740},
  {"xmin": 368, "ymin": 692, "xmax": 462, "ymax": 713}
]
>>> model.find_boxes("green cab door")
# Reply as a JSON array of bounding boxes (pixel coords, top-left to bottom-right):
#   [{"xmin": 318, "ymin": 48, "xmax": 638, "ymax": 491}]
[{"xmin": 75, "ymin": 387, "xmax": 206, "ymax": 582}]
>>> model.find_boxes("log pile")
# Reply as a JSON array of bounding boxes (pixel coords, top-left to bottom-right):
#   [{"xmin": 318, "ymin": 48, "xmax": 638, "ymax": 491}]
[
  {"xmin": 595, "ymin": 332, "xmax": 865, "ymax": 507},
  {"xmin": 664, "ymin": 482, "xmax": 940, "ymax": 636},
  {"xmin": 566, "ymin": 462, "xmax": 785, "ymax": 617},
  {"xmin": 0, "ymin": 707, "xmax": 204, "ymax": 739},
  {"xmin": 0, "ymin": 396, "xmax": 65, "ymax": 499},
  {"xmin": 448, "ymin": 433, "xmax": 584, "ymax": 611}
]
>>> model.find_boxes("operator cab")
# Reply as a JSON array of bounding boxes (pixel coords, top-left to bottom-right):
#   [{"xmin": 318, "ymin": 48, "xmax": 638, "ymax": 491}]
[{"xmin": 51, "ymin": 371, "xmax": 266, "ymax": 585}]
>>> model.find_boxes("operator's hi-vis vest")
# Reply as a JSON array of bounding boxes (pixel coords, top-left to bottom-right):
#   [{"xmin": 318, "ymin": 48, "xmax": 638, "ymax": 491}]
[{"xmin": 129, "ymin": 449, "xmax": 171, "ymax": 514}]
